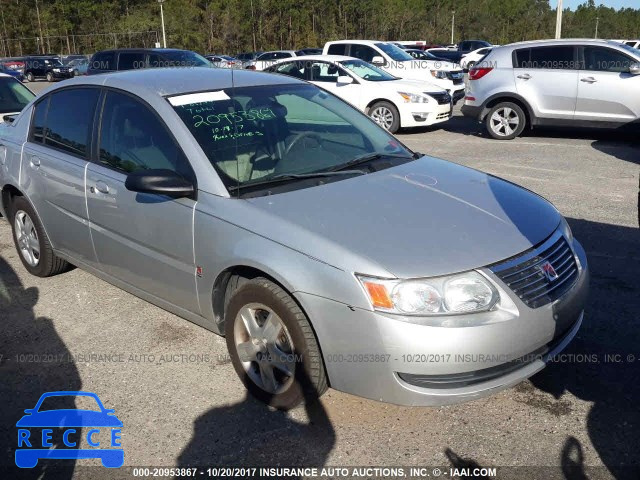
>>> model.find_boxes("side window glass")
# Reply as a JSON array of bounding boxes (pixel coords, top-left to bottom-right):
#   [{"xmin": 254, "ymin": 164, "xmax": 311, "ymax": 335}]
[
  {"xmin": 528, "ymin": 46, "xmax": 576, "ymax": 70},
  {"xmin": 117, "ymin": 52, "xmax": 146, "ymax": 71},
  {"xmin": 327, "ymin": 44, "xmax": 346, "ymax": 55},
  {"xmin": 30, "ymin": 97, "xmax": 49, "ymax": 144},
  {"xmin": 513, "ymin": 49, "xmax": 530, "ymax": 68},
  {"xmin": 309, "ymin": 62, "xmax": 340, "ymax": 83},
  {"xmin": 98, "ymin": 91, "xmax": 192, "ymax": 179},
  {"xmin": 350, "ymin": 45, "xmax": 377, "ymax": 62},
  {"xmin": 274, "ymin": 61, "xmax": 305, "ymax": 79},
  {"xmin": 92, "ymin": 52, "xmax": 115, "ymax": 71},
  {"xmin": 583, "ymin": 47, "xmax": 633, "ymax": 73},
  {"xmin": 43, "ymin": 88, "xmax": 99, "ymax": 157}
]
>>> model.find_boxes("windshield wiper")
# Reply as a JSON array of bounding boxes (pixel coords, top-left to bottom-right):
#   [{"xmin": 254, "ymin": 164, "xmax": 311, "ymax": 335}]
[
  {"xmin": 327, "ymin": 152, "xmax": 413, "ymax": 172},
  {"xmin": 228, "ymin": 169, "xmax": 365, "ymax": 192}
]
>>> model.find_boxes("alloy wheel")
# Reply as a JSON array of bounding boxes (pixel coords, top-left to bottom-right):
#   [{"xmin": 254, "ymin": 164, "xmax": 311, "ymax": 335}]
[
  {"xmin": 370, "ymin": 106, "xmax": 394, "ymax": 130},
  {"xmin": 233, "ymin": 303, "xmax": 296, "ymax": 394},
  {"xmin": 14, "ymin": 210, "xmax": 40, "ymax": 267},
  {"xmin": 489, "ymin": 107, "xmax": 520, "ymax": 137}
]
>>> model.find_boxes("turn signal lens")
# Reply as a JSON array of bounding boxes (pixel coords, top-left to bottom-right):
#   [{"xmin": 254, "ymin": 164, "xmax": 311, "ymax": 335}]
[{"xmin": 362, "ymin": 282, "xmax": 394, "ymax": 309}]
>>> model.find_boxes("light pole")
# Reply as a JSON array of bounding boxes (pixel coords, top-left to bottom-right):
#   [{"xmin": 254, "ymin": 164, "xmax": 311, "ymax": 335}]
[
  {"xmin": 595, "ymin": 16, "xmax": 599, "ymax": 39},
  {"xmin": 158, "ymin": 0, "xmax": 167, "ymax": 48},
  {"xmin": 451, "ymin": 10, "xmax": 455, "ymax": 45},
  {"xmin": 555, "ymin": 0, "xmax": 563, "ymax": 39}
]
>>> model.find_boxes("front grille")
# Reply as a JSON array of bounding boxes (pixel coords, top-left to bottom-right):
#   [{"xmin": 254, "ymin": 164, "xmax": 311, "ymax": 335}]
[
  {"xmin": 491, "ymin": 233, "xmax": 579, "ymax": 308},
  {"xmin": 426, "ymin": 92, "xmax": 451, "ymax": 105},
  {"xmin": 436, "ymin": 112, "xmax": 450, "ymax": 120}
]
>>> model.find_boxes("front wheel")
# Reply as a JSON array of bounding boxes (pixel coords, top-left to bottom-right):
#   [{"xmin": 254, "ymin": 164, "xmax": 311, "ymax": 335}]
[
  {"xmin": 225, "ymin": 277, "xmax": 328, "ymax": 410},
  {"xmin": 485, "ymin": 102, "xmax": 526, "ymax": 140},
  {"xmin": 368, "ymin": 101, "xmax": 400, "ymax": 133},
  {"xmin": 46, "ymin": 72, "xmax": 53, "ymax": 82}
]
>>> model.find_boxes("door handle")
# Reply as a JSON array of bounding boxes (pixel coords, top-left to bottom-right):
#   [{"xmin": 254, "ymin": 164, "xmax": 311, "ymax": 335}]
[
  {"xmin": 581, "ymin": 77, "xmax": 597, "ymax": 83},
  {"xmin": 517, "ymin": 74, "xmax": 531, "ymax": 80},
  {"xmin": 30, "ymin": 156, "xmax": 41, "ymax": 168},
  {"xmin": 94, "ymin": 180, "xmax": 110, "ymax": 194}
]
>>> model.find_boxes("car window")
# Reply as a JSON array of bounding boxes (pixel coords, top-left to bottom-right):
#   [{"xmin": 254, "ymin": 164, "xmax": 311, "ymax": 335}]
[
  {"xmin": 40, "ymin": 88, "xmax": 99, "ymax": 157},
  {"xmin": 170, "ymin": 84, "xmax": 410, "ymax": 193},
  {"xmin": 257, "ymin": 52, "xmax": 273, "ymax": 61},
  {"xmin": 625, "ymin": 41, "xmax": 635, "ymax": 47},
  {"xmin": 514, "ymin": 46, "xmax": 576, "ymax": 69},
  {"xmin": 309, "ymin": 61, "xmax": 341, "ymax": 83},
  {"xmin": 117, "ymin": 52, "xmax": 145, "ymax": 70},
  {"xmin": 582, "ymin": 47, "xmax": 634, "ymax": 73},
  {"xmin": 92, "ymin": 51, "xmax": 115, "ymax": 71},
  {"xmin": 341, "ymin": 59, "xmax": 396, "ymax": 81},
  {"xmin": 0, "ymin": 77, "xmax": 35, "ymax": 114},
  {"xmin": 98, "ymin": 90, "xmax": 192, "ymax": 178},
  {"xmin": 350, "ymin": 44, "xmax": 379, "ymax": 62},
  {"xmin": 272, "ymin": 52, "xmax": 292, "ymax": 60},
  {"xmin": 271, "ymin": 61, "xmax": 306, "ymax": 79},
  {"xmin": 375, "ymin": 42, "xmax": 414, "ymax": 61},
  {"xmin": 154, "ymin": 50, "xmax": 210, "ymax": 67},
  {"xmin": 30, "ymin": 97, "xmax": 49, "ymax": 143},
  {"xmin": 327, "ymin": 44, "xmax": 347, "ymax": 55}
]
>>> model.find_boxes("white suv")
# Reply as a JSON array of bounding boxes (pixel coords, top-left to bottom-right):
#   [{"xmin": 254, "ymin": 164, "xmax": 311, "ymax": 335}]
[
  {"xmin": 323, "ymin": 40, "xmax": 465, "ymax": 103},
  {"xmin": 461, "ymin": 39, "xmax": 640, "ymax": 139}
]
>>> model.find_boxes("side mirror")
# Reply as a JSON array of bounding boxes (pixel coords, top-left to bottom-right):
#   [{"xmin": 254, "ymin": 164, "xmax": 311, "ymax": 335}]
[
  {"xmin": 125, "ymin": 169, "xmax": 195, "ymax": 199},
  {"xmin": 629, "ymin": 63, "xmax": 640, "ymax": 75},
  {"xmin": 337, "ymin": 75, "xmax": 353, "ymax": 85},
  {"xmin": 371, "ymin": 55, "xmax": 385, "ymax": 66}
]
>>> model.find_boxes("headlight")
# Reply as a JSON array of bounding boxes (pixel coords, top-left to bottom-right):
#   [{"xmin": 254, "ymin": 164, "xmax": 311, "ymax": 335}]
[
  {"xmin": 398, "ymin": 91, "xmax": 429, "ymax": 103},
  {"xmin": 53, "ymin": 68, "xmax": 60, "ymax": 72},
  {"xmin": 357, "ymin": 271, "xmax": 499, "ymax": 316},
  {"xmin": 430, "ymin": 70, "xmax": 448, "ymax": 79}
]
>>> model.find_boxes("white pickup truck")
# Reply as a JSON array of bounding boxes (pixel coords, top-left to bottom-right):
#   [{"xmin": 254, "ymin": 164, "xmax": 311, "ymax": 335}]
[{"xmin": 323, "ymin": 40, "xmax": 465, "ymax": 103}]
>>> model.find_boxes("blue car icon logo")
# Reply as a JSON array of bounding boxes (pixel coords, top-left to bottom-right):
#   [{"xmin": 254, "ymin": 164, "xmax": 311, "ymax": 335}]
[{"xmin": 15, "ymin": 391, "xmax": 123, "ymax": 468}]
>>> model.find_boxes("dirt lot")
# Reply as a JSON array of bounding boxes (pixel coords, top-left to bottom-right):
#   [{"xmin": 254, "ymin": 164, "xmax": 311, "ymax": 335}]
[{"xmin": 1, "ymin": 81, "xmax": 639, "ymax": 479}]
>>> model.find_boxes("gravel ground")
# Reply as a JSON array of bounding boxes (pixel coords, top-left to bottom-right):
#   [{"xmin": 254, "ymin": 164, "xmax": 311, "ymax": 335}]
[{"xmin": 1, "ymin": 82, "xmax": 639, "ymax": 480}]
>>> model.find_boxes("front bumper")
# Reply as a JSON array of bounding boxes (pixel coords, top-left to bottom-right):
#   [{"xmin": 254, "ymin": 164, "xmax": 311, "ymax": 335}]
[
  {"xmin": 296, "ymin": 238, "xmax": 589, "ymax": 406},
  {"xmin": 398, "ymin": 101, "xmax": 452, "ymax": 128}
]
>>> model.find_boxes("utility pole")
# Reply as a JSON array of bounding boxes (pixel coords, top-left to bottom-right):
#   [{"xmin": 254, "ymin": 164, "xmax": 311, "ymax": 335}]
[
  {"xmin": 35, "ymin": 0, "xmax": 45, "ymax": 53},
  {"xmin": 158, "ymin": 0, "xmax": 167, "ymax": 48},
  {"xmin": 451, "ymin": 10, "xmax": 455, "ymax": 45},
  {"xmin": 555, "ymin": 0, "xmax": 563, "ymax": 39},
  {"xmin": 595, "ymin": 16, "xmax": 599, "ymax": 39}
]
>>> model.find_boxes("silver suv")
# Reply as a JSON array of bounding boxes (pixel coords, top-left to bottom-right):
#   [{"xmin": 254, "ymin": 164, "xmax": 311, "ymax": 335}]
[{"xmin": 462, "ymin": 39, "xmax": 640, "ymax": 139}]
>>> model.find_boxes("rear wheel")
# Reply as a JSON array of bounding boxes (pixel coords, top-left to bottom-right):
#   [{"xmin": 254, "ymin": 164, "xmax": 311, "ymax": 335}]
[
  {"xmin": 10, "ymin": 196, "xmax": 69, "ymax": 277},
  {"xmin": 225, "ymin": 277, "xmax": 327, "ymax": 410},
  {"xmin": 485, "ymin": 102, "xmax": 526, "ymax": 140},
  {"xmin": 369, "ymin": 101, "xmax": 400, "ymax": 133},
  {"xmin": 25, "ymin": 72, "xmax": 34, "ymax": 82}
]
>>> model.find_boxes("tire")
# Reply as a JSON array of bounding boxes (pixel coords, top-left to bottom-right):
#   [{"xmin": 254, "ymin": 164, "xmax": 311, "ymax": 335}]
[
  {"xmin": 10, "ymin": 196, "xmax": 69, "ymax": 277},
  {"xmin": 485, "ymin": 101, "xmax": 526, "ymax": 140},
  {"xmin": 225, "ymin": 277, "xmax": 328, "ymax": 410},
  {"xmin": 46, "ymin": 72, "xmax": 53, "ymax": 82},
  {"xmin": 25, "ymin": 72, "xmax": 34, "ymax": 82},
  {"xmin": 368, "ymin": 101, "xmax": 400, "ymax": 133}
]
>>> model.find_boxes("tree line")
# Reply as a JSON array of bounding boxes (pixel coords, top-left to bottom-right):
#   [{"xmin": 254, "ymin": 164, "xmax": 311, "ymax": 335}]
[{"xmin": 0, "ymin": 0, "xmax": 638, "ymax": 57}]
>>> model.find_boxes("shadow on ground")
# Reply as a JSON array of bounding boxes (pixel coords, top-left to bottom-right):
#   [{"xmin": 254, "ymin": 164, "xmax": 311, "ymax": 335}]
[{"xmin": 0, "ymin": 257, "xmax": 81, "ymax": 478}]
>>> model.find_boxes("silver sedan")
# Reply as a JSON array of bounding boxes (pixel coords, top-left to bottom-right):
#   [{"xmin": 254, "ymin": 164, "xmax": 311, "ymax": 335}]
[{"xmin": 0, "ymin": 68, "xmax": 588, "ymax": 409}]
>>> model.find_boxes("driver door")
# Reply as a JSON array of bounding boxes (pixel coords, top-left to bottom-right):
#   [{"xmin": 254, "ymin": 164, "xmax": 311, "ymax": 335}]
[
  {"xmin": 308, "ymin": 61, "xmax": 362, "ymax": 109},
  {"xmin": 86, "ymin": 89, "xmax": 199, "ymax": 313}
]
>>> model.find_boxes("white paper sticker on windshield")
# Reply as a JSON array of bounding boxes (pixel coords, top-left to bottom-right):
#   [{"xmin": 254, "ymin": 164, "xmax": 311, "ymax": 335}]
[{"xmin": 169, "ymin": 91, "xmax": 230, "ymax": 106}]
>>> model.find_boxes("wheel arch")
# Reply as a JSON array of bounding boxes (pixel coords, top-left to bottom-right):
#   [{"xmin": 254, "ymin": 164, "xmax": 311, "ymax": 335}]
[
  {"xmin": 365, "ymin": 97, "xmax": 401, "ymax": 115},
  {"xmin": 480, "ymin": 93, "xmax": 536, "ymax": 129},
  {"xmin": 1, "ymin": 183, "xmax": 24, "ymax": 219}
]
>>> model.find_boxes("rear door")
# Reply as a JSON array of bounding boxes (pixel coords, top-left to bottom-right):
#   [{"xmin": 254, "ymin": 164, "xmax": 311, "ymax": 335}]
[
  {"xmin": 21, "ymin": 87, "xmax": 100, "ymax": 265},
  {"xmin": 513, "ymin": 45, "xmax": 579, "ymax": 120},
  {"xmin": 85, "ymin": 89, "xmax": 199, "ymax": 312},
  {"xmin": 574, "ymin": 45, "xmax": 640, "ymax": 123}
]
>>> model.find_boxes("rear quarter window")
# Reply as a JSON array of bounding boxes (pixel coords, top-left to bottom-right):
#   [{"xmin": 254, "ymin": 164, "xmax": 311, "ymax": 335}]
[{"xmin": 327, "ymin": 44, "xmax": 347, "ymax": 55}]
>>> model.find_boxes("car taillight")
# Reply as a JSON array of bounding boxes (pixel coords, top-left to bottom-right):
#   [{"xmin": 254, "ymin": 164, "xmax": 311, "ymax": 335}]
[{"xmin": 469, "ymin": 67, "xmax": 493, "ymax": 80}]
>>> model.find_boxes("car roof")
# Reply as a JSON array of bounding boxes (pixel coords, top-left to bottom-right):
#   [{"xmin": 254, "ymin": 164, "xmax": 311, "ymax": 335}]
[
  {"xmin": 94, "ymin": 48, "xmax": 195, "ymax": 54},
  {"xmin": 504, "ymin": 38, "xmax": 620, "ymax": 48},
  {"xmin": 45, "ymin": 67, "xmax": 304, "ymax": 97},
  {"xmin": 275, "ymin": 54, "xmax": 355, "ymax": 62},
  {"xmin": 326, "ymin": 40, "xmax": 389, "ymax": 45}
]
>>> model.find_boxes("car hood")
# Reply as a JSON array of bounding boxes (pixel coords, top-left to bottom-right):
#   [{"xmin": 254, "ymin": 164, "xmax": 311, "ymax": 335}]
[
  {"xmin": 246, "ymin": 156, "xmax": 561, "ymax": 279},
  {"xmin": 385, "ymin": 78, "xmax": 446, "ymax": 94}
]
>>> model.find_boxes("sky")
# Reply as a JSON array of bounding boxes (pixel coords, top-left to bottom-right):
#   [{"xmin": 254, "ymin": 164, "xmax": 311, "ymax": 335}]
[{"xmin": 549, "ymin": 0, "xmax": 639, "ymax": 9}]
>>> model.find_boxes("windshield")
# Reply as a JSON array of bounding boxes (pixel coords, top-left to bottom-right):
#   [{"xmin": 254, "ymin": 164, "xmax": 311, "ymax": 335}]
[
  {"xmin": 161, "ymin": 51, "xmax": 210, "ymax": 67},
  {"xmin": 617, "ymin": 43, "xmax": 640, "ymax": 58},
  {"xmin": 340, "ymin": 59, "xmax": 397, "ymax": 81},
  {"xmin": 375, "ymin": 42, "xmax": 414, "ymax": 62},
  {"xmin": 170, "ymin": 83, "xmax": 411, "ymax": 195},
  {"xmin": 0, "ymin": 77, "xmax": 35, "ymax": 114}
]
